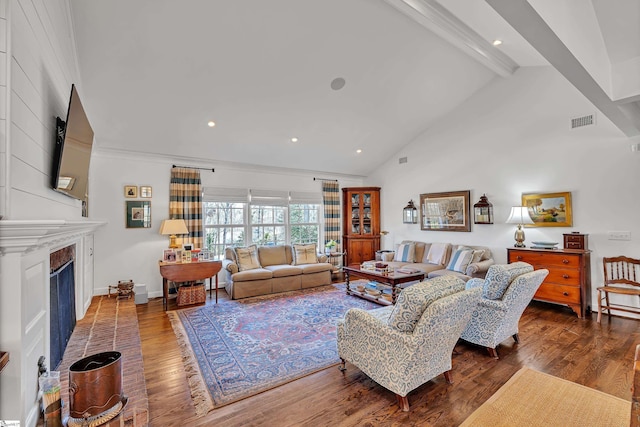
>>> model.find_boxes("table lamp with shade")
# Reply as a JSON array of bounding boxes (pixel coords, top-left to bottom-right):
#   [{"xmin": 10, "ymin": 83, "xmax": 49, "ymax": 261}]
[
  {"xmin": 159, "ymin": 219, "xmax": 189, "ymax": 248},
  {"xmin": 505, "ymin": 207, "xmax": 534, "ymax": 247}
]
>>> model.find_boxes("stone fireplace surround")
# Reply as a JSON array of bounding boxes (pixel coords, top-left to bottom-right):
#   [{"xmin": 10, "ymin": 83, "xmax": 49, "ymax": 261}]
[{"xmin": 0, "ymin": 220, "xmax": 106, "ymax": 427}]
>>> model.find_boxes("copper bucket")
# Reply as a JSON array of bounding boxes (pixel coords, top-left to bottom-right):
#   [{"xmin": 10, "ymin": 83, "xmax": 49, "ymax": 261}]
[{"xmin": 69, "ymin": 351, "xmax": 123, "ymax": 419}]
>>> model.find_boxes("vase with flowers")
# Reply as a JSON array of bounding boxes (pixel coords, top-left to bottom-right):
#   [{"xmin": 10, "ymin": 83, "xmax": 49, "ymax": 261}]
[{"xmin": 325, "ymin": 240, "xmax": 338, "ymax": 254}]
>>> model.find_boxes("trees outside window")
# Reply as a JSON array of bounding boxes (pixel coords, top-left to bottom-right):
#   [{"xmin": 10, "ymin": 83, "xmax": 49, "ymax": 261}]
[{"xmin": 202, "ymin": 199, "xmax": 321, "ymax": 257}]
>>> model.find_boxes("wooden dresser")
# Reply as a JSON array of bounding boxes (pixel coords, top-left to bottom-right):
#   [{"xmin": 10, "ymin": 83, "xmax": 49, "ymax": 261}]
[{"xmin": 508, "ymin": 247, "xmax": 591, "ymax": 318}]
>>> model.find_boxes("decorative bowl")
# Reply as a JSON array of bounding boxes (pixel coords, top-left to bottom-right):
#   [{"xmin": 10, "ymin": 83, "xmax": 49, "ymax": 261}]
[{"xmin": 531, "ymin": 241, "xmax": 559, "ymax": 248}]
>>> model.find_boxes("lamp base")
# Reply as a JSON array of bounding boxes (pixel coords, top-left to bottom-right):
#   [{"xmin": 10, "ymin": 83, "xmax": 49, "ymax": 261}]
[
  {"xmin": 514, "ymin": 225, "xmax": 526, "ymax": 248},
  {"xmin": 169, "ymin": 235, "xmax": 180, "ymax": 249}
]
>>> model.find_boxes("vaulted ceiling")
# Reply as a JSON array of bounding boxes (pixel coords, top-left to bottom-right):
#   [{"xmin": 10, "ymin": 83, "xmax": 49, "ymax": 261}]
[{"xmin": 69, "ymin": 0, "xmax": 640, "ymax": 176}]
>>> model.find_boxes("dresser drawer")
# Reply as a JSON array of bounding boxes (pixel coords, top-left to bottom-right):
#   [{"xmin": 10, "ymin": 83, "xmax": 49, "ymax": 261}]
[
  {"xmin": 544, "ymin": 268, "xmax": 581, "ymax": 286},
  {"xmin": 534, "ymin": 283, "xmax": 581, "ymax": 304},
  {"xmin": 509, "ymin": 251, "xmax": 581, "ymax": 269}
]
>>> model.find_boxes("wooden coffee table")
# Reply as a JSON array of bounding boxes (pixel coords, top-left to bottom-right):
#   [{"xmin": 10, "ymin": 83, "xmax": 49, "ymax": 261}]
[{"xmin": 343, "ymin": 264, "xmax": 426, "ymax": 305}]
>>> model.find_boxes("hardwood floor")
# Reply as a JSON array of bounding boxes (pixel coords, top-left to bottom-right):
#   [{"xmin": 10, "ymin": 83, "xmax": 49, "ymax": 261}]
[{"xmin": 136, "ymin": 290, "xmax": 639, "ymax": 427}]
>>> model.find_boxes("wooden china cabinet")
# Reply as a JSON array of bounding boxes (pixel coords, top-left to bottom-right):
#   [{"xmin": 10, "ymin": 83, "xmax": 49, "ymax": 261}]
[{"xmin": 342, "ymin": 187, "xmax": 381, "ymax": 266}]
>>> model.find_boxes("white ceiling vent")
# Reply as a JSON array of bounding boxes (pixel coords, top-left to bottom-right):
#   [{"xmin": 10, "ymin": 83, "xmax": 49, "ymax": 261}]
[
  {"xmin": 571, "ymin": 113, "xmax": 596, "ymax": 129},
  {"xmin": 399, "ymin": 156, "xmax": 408, "ymax": 164}
]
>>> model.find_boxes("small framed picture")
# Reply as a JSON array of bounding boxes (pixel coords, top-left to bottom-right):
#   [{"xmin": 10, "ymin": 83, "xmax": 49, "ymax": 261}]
[
  {"xmin": 163, "ymin": 250, "xmax": 177, "ymax": 262},
  {"xmin": 140, "ymin": 186, "xmax": 152, "ymax": 198},
  {"xmin": 125, "ymin": 200, "xmax": 151, "ymax": 228},
  {"xmin": 124, "ymin": 185, "xmax": 137, "ymax": 198},
  {"xmin": 183, "ymin": 243, "xmax": 194, "ymax": 251},
  {"xmin": 182, "ymin": 250, "xmax": 192, "ymax": 263}
]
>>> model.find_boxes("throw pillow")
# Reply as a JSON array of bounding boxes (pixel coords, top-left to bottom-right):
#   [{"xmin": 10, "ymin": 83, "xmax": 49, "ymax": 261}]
[
  {"xmin": 394, "ymin": 243, "xmax": 416, "ymax": 263},
  {"xmin": 292, "ymin": 244, "xmax": 318, "ymax": 265},
  {"xmin": 447, "ymin": 248, "xmax": 474, "ymax": 273},
  {"xmin": 471, "ymin": 249, "xmax": 485, "ymax": 263},
  {"xmin": 235, "ymin": 245, "xmax": 261, "ymax": 271},
  {"xmin": 426, "ymin": 242, "xmax": 449, "ymax": 265},
  {"xmin": 388, "ymin": 276, "xmax": 465, "ymax": 333}
]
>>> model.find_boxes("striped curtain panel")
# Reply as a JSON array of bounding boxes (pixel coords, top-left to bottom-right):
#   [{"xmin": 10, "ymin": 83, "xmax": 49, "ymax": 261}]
[
  {"xmin": 169, "ymin": 167, "xmax": 203, "ymax": 249},
  {"xmin": 321, "ymin": 180, "xmax": 341, "ymax": 250}
]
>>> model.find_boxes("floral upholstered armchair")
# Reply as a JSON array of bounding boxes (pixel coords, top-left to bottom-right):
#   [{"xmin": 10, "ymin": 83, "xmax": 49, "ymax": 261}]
[
  {"xmin": 460, "ymin": 262, "xmax": 549, "ymax": 358},
  {"xmin": 336, "ymin": 276, "xmax": 482, "ymax": 411}
]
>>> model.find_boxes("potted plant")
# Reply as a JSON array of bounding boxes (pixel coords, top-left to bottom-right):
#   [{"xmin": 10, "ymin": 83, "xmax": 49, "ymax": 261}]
[{"xmin": 325, "ymin": 240, "xmax": 338, "ymax": 254}]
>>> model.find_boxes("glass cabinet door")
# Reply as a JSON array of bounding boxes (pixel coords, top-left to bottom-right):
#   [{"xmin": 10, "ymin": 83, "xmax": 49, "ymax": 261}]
[
  {"xmin": 351, "ymin": 193, "xmax": 361, "ymax": 234},
  {"xmin": 362, "ymin": 192, "xmax": 372, "ymax": 234}
]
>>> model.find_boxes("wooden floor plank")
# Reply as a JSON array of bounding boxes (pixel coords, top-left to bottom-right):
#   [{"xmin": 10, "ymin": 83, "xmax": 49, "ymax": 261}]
[{"xmin": 133, "ymin": 290, "xmax": 640, "ymax": 427}]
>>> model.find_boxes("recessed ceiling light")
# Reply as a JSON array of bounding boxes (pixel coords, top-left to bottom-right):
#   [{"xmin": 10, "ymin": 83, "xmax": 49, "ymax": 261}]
[
  {"xmin": 207, "ymin": 121, "xmax": 216, "ymax": 127},
  {"xmin": 492, "ymin": 39, "xmax": 503, "ymax": 46},
  {"xmin": 291, "ymin": 137, "xmax": 298, "ymax": 142},
  {"xmin": 356, "ymin": 149, "xmax": 362, "ymax": 154}
]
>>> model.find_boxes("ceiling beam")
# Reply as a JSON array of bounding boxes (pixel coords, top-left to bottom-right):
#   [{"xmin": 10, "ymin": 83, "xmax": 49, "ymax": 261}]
[
  {"xmin": 383, "ymin": 0, "xmax": 518, "ymax": 77},
  {"xmin": 486, "ymin": 0, "xmax": 640, "ymax": 137}
]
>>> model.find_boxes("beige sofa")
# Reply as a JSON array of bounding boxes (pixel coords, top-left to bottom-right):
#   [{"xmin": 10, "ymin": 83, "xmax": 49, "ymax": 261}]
[
  {"xmin": 381, "ymin": 240, "xmax": 494, "ymax": 281},
  {"xmin": 222, "ymin": 244, "xmax": 334, "ymax": 299}
]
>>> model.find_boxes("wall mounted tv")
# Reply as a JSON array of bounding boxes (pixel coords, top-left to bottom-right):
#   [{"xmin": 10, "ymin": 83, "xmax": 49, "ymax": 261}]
[{"xmin": 51, "ymin": 84, "xmax": 94, "ymax": 201}]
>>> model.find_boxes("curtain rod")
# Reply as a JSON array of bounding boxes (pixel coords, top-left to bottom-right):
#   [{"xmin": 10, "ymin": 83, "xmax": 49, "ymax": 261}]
[
  {"xmin": 172, "ymin": 165, "xmax": 215, "ymax": 172},
  {"xmin": 313, "ymin": 177, "xmax": 338, "ymax": 182}
]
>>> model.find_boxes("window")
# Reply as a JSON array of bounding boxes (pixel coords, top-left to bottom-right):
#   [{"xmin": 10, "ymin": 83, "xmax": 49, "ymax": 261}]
[
  {"xmin": 203, "ymin": 202, "xmax": 246, "ymax": 260},
  {"xmin": 290, "ymin": 203, "xmax": 320, "ymax": 245},
  {"xmin": 202, "ymin": 188, "xmax": 323, "ymax": 256},
  {"xmin": 250, "ymin": 205, "xmax": 286, "ymax": 245}
]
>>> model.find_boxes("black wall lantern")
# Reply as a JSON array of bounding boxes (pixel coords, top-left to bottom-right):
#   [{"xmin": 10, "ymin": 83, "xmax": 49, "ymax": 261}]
[
  {"xmin": 473, "ymin": 194, "xmax": 493, "ymax": 224},
  {"xmin": 403, "ymin": 200, "xmax": 418, "ymax": 224}
]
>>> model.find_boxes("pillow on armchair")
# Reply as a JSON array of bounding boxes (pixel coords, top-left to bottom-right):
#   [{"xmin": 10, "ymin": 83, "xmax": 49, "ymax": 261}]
[
  {"xmin": 482, "ymin": 262, "xmax": 534, "ymax": 300},
  {"xmin": 387, "ymin": 276, "xmax": 465, "ymax": 332}
]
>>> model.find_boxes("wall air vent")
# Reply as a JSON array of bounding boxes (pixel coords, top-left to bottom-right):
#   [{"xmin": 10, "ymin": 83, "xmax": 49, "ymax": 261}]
[
  {"xmin": 399, "ymin": 157, "xmax": 408, "ymax": 164},
  {"xmin": 571, "ymin": 113, "xmax": 595, "ymax": 129}
]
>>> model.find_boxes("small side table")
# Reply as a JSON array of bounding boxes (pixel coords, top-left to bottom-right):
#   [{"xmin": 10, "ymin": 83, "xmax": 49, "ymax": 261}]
[{"xmin": 325, "ymin": 252, "xmax": 345, "ymax": 275}]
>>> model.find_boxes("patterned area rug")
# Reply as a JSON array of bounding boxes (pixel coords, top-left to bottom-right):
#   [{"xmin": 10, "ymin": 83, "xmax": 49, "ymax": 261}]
[{"xmin": 168, "ymin": 283, "xmax": 378, "ymax": 415}]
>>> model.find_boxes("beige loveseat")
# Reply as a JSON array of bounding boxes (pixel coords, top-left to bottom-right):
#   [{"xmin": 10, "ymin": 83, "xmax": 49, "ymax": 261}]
[
  {"xmin": 222, "ymin": 244, "xmax": 334, "ymax": 299},
  {"xmin": 381, "ymin": 240, "xmax": 494, "ymax": 281}
]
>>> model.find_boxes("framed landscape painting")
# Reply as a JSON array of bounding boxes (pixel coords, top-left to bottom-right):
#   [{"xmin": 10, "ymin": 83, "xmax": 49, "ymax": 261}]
[
  {"xmin": 522, "ymin": 191, "xmax": 572, "ymax": 227},
  {"xmin": 420, "ymin": 190, "xmax": 471, "ymax": 232}
]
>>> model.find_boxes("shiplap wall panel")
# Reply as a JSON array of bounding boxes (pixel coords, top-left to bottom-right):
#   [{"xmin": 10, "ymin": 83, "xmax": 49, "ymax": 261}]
[
  {"xmin": 8, "ymin": 0, "xmax": 80, "ymax": 219},
  {"xmin": 12, "ymin": 121, "xmax": 49, "ymax": 175}
]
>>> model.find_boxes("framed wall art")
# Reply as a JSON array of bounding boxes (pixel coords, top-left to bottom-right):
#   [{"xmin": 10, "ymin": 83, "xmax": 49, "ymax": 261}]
[
  {"xmin": 140, "ymin": 186, "xmax": 152, "ymax": 198},
  {"xmin": 126, "ymin": 200, "xmax": 151, "ymax": 228},
  {"xmin": 124, "ymin": 185, "xmax": 137, "ymax": 198},
  {"xmin": 522, "ymin": 191, "xmax": 572, "ymax": 227},
  {"xmin": 419, "ymin": 190, "xmax": 471, "ymax": 232}
]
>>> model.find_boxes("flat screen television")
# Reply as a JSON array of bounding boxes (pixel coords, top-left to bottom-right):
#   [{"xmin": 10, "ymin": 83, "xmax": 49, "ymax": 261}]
[{"xmin": 51, "ymin": 84, "xmax": 94, "ymax": 202}]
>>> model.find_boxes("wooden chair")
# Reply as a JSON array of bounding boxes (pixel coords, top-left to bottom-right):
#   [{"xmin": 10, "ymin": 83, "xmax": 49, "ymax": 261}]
[{"xmin": 597, "ymin": 256, "xmax": 640, "ymax": 323}]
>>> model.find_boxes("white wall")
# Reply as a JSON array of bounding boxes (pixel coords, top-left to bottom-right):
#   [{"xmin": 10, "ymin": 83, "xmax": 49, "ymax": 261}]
[
  {"xmin": 89, "ymin": 151, "xmax": 364, "ymax": 298},
  {"xmin": 367, "ymin": 65, "xmax": 640, "ymax": 314}
]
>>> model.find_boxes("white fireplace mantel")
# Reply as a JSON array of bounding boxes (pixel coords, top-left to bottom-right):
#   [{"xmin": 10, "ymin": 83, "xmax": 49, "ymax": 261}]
[{"xmin": 0, "ymin": 219, "xmax": 107, "ymax": 254}]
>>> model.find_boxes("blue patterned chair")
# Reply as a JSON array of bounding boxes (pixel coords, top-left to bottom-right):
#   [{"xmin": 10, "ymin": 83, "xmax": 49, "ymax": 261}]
[
  {"xmin": 460, "ymin": 262, "xmax": 549, "ymax": 358},
  {"xmin": 336, "ymin": 276, "xmax": 482, "ymax": 411}
]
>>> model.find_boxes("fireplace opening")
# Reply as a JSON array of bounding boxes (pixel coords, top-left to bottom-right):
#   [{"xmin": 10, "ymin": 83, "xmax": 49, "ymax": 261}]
[{"xmin": 50, "ymin": 246, "xmax": 76, "ymax": 370}]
